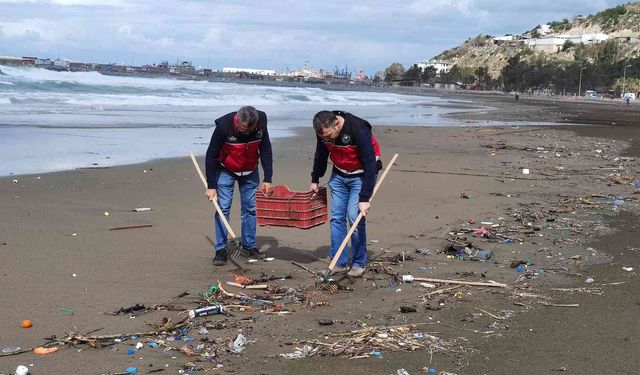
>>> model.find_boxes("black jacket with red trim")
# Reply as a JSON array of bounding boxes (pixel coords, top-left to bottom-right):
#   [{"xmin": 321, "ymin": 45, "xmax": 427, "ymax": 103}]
[
  {"xmin": 205, "ymin": 111, "xmax": 273, "ymax": 189},
  {"xmin": 311, "ymin": 111, "xmax": 380, "ymax": 202}
]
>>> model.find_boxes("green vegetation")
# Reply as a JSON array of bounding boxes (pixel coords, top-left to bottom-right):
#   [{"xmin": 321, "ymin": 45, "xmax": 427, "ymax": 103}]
[
  {"xmin": 561, "ymin": 40, "xmax": 575, "ymax": 52},
  {"xmin": 499, "ymin": 52, "xmax": 640, "ymax": 95},
  {"xmin": 383, "ymin": 63, "xmax": 405, "ymax": 83},
  {"xmin": 549, "ymin": 18, "xmax": 572, "ymax": 32},
  {"xmin": 590, "ymin": 5, "xmax": 628, "ymax": 26}
]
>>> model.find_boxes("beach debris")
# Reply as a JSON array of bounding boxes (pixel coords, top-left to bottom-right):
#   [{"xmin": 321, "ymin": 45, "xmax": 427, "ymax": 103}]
[
  {"xmin": 280, "ymin": 345, "xmax": 316, "ymax": 359},
  {"xmin": 264, "ymin": 257, "xmax": 275, "ymax": 262},
  {"xmin": 522, "ymin": 168, "xmax": 530, "ymax": 175},
  {"xmin": 2, "ymin": 346, "xmax": 21, "ymax": 354},
  {"xmin": 541, "ymin": 303, "xmax": 579, "ymax": 308},
  {"xmin": 104, "ymin": 211, "xmax": 110, "ymax": 216},
  {"xmin": 225, "ymin": 282, "xmax": 268, "ymax": 290},
  {"xmin": 402, "ymin": 275, "xmax": 507, "ymax": 288},
  {"xmin": 108, "ymin": 224, "xmax": 153, "ymax": 231},
  {"xmin": 21, "ymin": 320, "xmax": 33, "ymax": 328},
  {"xmin": 443, "ymin": 242, "xmax": 493, "ymax": 261},
  {"xmin": 188, "ymin": 305, "xmax": 225, "ymax": 319},
  {"xmin": 126, "ymin": 366, "xmax": 137, "ymax": 374},
  {"xmin": 285, "ymin": 323, "xmax": 457, "ymax": 359},
  {"xmin": 132, "ymin": 207, "xmax": 151, "ymax": 212},
  {"xmin": 15, "ymin": 365, "xmax": 29, "ymax": 375},
  {"xmin": 399, "ymin": 306, "xmax": 417, "ymax": 313},
  {"xmin": 228, "ymin": 334, "xmax": 246, "ymax": 354},
  {"xmin": 317, "ymin": 319, "xmax": 334, "ymax": 326},
  {"xmin": 460, "ymin": 192, "xmax": 471, "ymax": 199},
  {"xmin": 34, "ymin": 346, "xmax": 59, "ymax": 355},
  {"xmin": 60, "ymin": 307, "xmax": 75, "ymax": 315},
  {"xmin": 622, "ymin": 267, "xmax": 634, "ymax": 272},
  {"xmin": 108, "ymin": 304, "xmax": 146, "ymax": 316},
  {"xmin": 585, "ymin": 278, "xmax": 594, "ymax": 284},
  {"xmin": 397, "ymin": 369, "xmax": 411, "ymax": 375},
  {"xmin": 12, "ymin": 179, "xmax": 18, "ymax": 184}
]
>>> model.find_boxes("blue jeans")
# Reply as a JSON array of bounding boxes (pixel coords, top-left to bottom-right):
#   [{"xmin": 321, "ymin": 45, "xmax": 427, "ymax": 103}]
[
  {"xmin": 214, "ymin": 169, "xmax": 259, "ymax": 253},
  {"xmin": 328, "ymin": 172, "xmax": 367, "ymax": 268}
]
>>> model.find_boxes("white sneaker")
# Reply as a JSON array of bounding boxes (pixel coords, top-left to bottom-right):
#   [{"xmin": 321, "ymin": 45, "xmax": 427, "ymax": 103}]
[
  {"xmin": 347, "ymin": 265, "xmax": 365, "ymax": 277},
  {"xmin": 333, "ymin": 265, "xmax": 348, "ymax": 273}
]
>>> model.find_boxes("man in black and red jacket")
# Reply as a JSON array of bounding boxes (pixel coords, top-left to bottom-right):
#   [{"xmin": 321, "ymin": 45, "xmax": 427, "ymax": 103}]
[
  {"xmin": 310, "ymin": 110, "xmax": 380, "ymax": 277},
  {"xmin": 205, "ymin": 106, "xmax": 273, "ymax": 266}
]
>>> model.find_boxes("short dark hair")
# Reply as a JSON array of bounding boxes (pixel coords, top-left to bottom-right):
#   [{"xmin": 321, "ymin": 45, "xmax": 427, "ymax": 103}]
[
  {"xmin": 237, "ymin": 106, "xmax": 259, "ymax": 126},
  {"xmin": 313, "ymin": 110, "xmax": 337, "ymax": 134}
]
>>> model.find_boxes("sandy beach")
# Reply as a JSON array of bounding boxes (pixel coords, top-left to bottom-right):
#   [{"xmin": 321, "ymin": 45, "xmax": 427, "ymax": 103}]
[{"xmin": 1, "ymin": 95, "xmax": 639, "ymax": 375}]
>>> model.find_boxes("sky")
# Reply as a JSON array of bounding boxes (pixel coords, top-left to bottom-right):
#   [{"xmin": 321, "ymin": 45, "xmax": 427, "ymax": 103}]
[{"xmin": 0, "ymin": 0, "xmax": 633, "ymax": 76}]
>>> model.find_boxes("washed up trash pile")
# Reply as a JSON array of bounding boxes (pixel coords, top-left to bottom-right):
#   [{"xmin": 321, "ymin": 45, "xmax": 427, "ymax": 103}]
[{"xmin": 280, "ymin": 323, "xmax": 460, "ymax": 359}]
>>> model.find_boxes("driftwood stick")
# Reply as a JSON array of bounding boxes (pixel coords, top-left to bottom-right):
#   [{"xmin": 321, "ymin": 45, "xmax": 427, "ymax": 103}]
[
  {"xmin": 411, "ymin": 277, "xmax": 508, "ymax": 288},
  {"xmin": 109, "ymin": 224, "xmax": 153, "ymax": 231},
  {"xmin": 225, "ymin": 281, "xmax": 269, "ymax": 289},
  {"xmin": 541, "ymin": 302, "xmax": 579, "ymax": 308},
  {"xmin": 291, "ymin": 261, "xmax": 321, "ymax": 276}
]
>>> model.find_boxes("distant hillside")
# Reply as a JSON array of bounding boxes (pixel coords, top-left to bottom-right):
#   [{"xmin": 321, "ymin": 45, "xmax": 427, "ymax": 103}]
[{"xmin": 434, "ymin": 2, "xmax": 640, "ymax": 78}]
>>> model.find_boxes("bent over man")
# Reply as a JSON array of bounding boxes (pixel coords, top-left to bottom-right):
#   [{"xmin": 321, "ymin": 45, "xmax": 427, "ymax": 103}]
[
  {"xmin": 205, "ymin": 106, "xmax": 273, "ymax": 265},
  {"xmin": 310, "ymin": 110, "xmax": 380, "ymax": 277}
]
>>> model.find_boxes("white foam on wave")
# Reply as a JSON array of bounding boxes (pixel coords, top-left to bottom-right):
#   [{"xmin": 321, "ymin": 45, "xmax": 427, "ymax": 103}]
[{"xmin": 0, "ymin": 65, "xmax": 436, "ymax": 109}]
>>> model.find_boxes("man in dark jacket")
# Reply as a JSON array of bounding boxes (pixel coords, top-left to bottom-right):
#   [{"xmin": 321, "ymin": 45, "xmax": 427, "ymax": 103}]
[
  {"xmin": 205, "ymin": 106, "xmax": 273, "ymax": 265},
  {"xmin": 310, "ymin": 110, "xmax": 380, "ymax": 277}
]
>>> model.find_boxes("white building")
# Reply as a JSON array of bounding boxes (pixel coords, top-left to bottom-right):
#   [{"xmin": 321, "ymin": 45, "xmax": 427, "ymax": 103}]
[
  {"xmin": 53, "ymin": 60, "xmax": 70, "ymax": 68},
  {"xmin": 525, "ymin": 33, "xmax": 608, "ymax": 53},
  {"xmin": 222, "ymin": 67, "xmax": 276, "ymax": 76},
  {"xmin": 417, "ymin": 59, "xmax": 453, "ymax": 76}
]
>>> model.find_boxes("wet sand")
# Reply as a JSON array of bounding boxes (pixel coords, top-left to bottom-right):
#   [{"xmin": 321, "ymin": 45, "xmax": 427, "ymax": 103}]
[{"xmin": 1, "ymin": 95, "xmax": 639, "ymax": 375}]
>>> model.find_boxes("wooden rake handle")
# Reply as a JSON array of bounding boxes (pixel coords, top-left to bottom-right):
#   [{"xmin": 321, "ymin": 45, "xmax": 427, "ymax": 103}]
[
  {"xmin": 189, "ymin": 151, "xmax": 238, "ymax": 239},
  {"xmin": 327, "ymin": 153, "xmax": 399, "ymax": 271}
]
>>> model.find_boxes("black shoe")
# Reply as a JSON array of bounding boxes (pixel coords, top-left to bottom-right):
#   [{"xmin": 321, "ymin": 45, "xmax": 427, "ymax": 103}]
[
  {"xmin": 244, "ymin": 247, "xmax": 264, "ymax": 260},
  {"xmin": 212, "ymin": 249, "xmax": 228, "ymax": 266}
]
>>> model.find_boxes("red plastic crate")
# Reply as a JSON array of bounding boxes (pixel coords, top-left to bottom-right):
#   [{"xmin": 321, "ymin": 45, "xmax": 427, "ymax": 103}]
[{"xmin": 256, "ymin": 185, "xmax": 328, "ymax": 229}]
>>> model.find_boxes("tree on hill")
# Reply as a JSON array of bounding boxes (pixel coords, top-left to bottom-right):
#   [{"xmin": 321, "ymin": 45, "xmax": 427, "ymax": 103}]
[
  {"xmin": 421, "ymin": 66, "xmax": 438, "ymax": 83},
  {"xmin": 384, "ymin": 63, "xmax": 405, "ymax": 83},
  {"xmin": 403, "ymin": 64, "xmax": 423, "ymax": 81},
  {"xmin": 474, "ymin": 66, "xmax": 491, "ymax": 89}
]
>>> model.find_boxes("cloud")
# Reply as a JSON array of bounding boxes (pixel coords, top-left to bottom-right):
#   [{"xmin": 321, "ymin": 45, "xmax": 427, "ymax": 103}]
[{"xmin": 0, "ymin": 0, "xmax": 633, "ymax": 73}]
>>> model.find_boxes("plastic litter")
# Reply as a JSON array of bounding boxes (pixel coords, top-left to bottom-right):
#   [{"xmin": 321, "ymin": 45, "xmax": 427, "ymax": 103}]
[
  {"xmin": 34, "ymin": 347, "xmax": 59, "ymax": 355},
  {"xmin": 21, "ymin": 320, "xmax": 33, "ymax": 328},
  {"xmin": 370, "ymin": 351, "xmax": 382, "ymax": 358},
  {"xmin": 585, "ymin": 277, "xmax": 594, "ymax": 284},
  {"xmin": 397, "ymin": 369, "xmax": 411, "ymax": 375},
  {"xmin": 2, "ymin": 346, "xmax": 21, "ymax": 354},
  {"xmin": 132, "ymin": 207, "xmax": 151, "ymax": 212},
  {"xmin": 125, "ymin": 367, "xmax": 137, "ymax": 374},
  {"xmin": 60, "ymin": 307, "xmax": 75, "ymax": 315},
  {"xmin": 622, "ymin": 267, "xmax": 634, "ymax": 272},
  {"xmin": 280, "ymin": 345, "xmax": 315, "ymax": 359},
  {"xmin": 229, "ymin": 334, "xmax": 247, "ymax": 354},
  {"xmin": 188, "ymin": 305, "xmax": 224, "ymax": 318},
  {"xmin": 15, "ymin": 365, "xmax": 29, "ymax": 375}
]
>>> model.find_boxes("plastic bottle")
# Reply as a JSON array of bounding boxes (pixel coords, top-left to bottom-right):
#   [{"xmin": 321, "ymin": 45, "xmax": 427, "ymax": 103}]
[
  {"xmin": 401, "ymin": 275, "xmax": 414, "ymax": 283},
  {"xmin": 188, "ymin": 305, "xmax": 224, "ymax": 318}
]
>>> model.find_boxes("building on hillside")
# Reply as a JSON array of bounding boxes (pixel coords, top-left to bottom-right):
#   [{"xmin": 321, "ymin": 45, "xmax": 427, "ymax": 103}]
[
  {"xmin": 611, "ymin": 31, "xmax": 640, "ymax": 44},
  {"xmin": 417, "ymin": 59, "xmax": 453, "ymax": 76},
  {"xmin": 525, "ymin": 33, "xmax": 608, "ymax": 53},
  {"xmin": 539, "ymin": 24, "xmax": 552, "ymax": 36}
]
